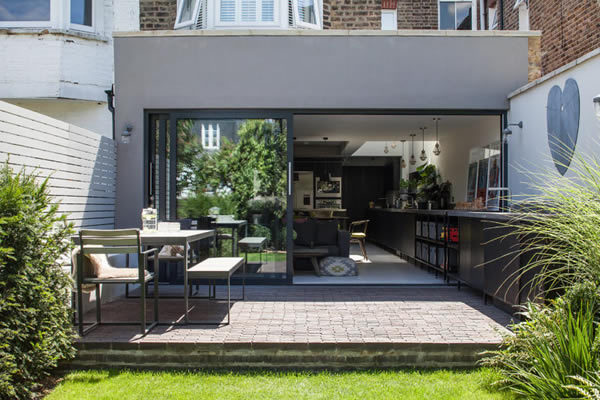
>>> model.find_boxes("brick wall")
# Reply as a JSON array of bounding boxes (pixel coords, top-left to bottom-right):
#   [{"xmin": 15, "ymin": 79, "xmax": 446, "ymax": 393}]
[
  {"xmin": 140, "ymin": 0, "xmax": 177, "ymax": 30},
  {"xmin": 501, "ymin": 0, "xmax": 600, "ymax": 75},
  {"xmin": 396, "ymin": 0, "xmax": 437, "ymax": 29},
  {"xmin": 323, "ymin": 0, "xmax": 438, "ymax": 29}
]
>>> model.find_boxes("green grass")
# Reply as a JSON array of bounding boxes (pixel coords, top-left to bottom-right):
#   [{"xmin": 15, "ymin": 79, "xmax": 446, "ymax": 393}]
[{"xmin": 46, "ymin": 369, "xmax": 513, "ymax": 400}]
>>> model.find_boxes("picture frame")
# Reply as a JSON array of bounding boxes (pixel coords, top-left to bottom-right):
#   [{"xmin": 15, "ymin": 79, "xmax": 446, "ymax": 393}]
[{"xmin": 315, "ymin": 177, "xmax": 342, "ymax": 198}]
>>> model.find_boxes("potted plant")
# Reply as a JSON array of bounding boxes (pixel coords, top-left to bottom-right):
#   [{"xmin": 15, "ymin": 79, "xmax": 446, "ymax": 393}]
[{"xmin": 416, "ymin": 164, "xmax": 441, "ymax": 209}]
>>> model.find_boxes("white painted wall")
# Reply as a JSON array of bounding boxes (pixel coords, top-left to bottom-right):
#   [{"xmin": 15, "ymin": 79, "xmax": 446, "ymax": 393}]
[
  {"xmin": 507, "ymin": 50, "xmax": 600, "ymax": 197},
  {"xmin": 0, "ymin": 0, "xmax": 139, "ymax": 138},
  {"xmin": 4, "ymin": 99, "xmax": 112, "ymax": 137},
  {"xmin": 399, "ymin": 117, "xmax": 500, "ymax": 202}
]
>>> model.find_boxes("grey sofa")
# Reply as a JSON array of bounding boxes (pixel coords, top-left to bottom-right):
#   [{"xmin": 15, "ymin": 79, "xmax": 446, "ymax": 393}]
[{"xmin": 293, "ymin": 219, "xmax": 350, "ymax": 258}]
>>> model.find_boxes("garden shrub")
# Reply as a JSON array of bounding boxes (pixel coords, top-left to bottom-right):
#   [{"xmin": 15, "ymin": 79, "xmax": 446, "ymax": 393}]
[
  {"xmin": 0, "ymin": 164, "xmax": 75, "ymax": 399},
  {"xmin": 483, "ymin": 284, "xmax": 600, "ymax": 399}
]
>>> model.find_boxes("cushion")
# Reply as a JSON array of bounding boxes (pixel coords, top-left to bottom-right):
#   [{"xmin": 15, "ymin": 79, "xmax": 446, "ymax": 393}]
[
  {"xmin": 159, "ymin": 245, "xmax": 184, "ymax": 257},
  {"xmin": 315, "ymin": 221, "xmax": 338, "ymax": 245},
  {"xmin": 319, "ymin": 257, "xmax": 357, "ymax": 277},
  {"xmin": 351, "ymin": 232, "xmax": 366, "ymax": 239},
  {"xmin": 294, "ymin": 220, "xmax": 316, "ymax": 247}
]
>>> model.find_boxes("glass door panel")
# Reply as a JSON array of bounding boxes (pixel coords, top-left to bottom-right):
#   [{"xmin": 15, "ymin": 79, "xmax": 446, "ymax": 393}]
[{"xmin": 174, "ymin": 118, "xmax": 288, "ymax": 280}]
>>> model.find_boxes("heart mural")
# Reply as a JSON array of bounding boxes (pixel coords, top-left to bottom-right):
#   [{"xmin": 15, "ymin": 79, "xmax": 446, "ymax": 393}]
[{"xmin": 546, "ymin": 78, "xmax": 580, "ymax": 176}]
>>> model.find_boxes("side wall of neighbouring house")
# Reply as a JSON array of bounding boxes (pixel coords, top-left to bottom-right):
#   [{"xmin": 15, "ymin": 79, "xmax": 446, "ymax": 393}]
[
  {"xmin": 500, "ymin": 0, "xmax": 600, "ymax": 76},
  {"xmin": 0, "ymin": 0, "xmax": 140, "ymax": 138},
  {"xmin": 507, "ymin": 50, "xmax": 600, "ymax": 197}
]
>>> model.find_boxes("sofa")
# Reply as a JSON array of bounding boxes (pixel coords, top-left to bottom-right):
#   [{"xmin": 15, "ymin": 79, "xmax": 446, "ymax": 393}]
[{"xmin": 293, "ymin": 219, "xmax": 350, "ymax": 258}]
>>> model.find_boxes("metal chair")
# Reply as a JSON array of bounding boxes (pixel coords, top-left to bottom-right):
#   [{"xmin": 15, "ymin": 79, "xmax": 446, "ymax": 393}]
[
  {"xmin": 75, "ymin": 229, "xmax": 159, "ymax": 336},
  {"xmin": 349, "ymin": 220, "xmax": 370, "ymax": 261}
]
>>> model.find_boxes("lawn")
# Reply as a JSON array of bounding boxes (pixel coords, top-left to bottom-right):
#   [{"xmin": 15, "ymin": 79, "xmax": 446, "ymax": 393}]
[{"xmin": 46, "ymin": 369, "xmax": 513, "ymax": 400}]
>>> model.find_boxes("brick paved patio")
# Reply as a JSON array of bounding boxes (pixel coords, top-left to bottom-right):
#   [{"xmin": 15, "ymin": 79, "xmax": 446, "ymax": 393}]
[{"xmin": 71, "ymin": 285, "xmax": 514, "ymax": 368}]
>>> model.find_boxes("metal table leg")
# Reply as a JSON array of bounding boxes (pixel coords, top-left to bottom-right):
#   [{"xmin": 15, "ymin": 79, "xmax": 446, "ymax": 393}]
[{"xmin": 183, "ymin": 240, "xmax": 189, "ymax": 323}]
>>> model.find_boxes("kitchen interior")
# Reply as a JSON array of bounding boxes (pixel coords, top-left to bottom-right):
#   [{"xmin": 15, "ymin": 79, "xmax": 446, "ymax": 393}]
[{"xmin": 292, "ymin": 114, "xmax": 505, "ymax": 286}]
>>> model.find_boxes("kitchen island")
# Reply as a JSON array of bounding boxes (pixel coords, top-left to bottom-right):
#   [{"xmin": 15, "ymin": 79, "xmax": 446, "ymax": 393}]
[{"xmin": 367, "ymin": 208, "xmax": 536, "ymax": 308}]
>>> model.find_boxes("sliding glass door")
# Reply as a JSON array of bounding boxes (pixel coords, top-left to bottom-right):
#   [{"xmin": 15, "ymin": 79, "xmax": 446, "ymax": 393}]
[{"xmin": 147, "ymin": 112, "xmax": 292, "ymax": 283}]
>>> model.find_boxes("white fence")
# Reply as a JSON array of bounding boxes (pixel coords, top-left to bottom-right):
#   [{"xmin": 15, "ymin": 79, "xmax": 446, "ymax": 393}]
[{"xmin": 0, "ymin": 101, "xmax": 116, "ymax": 229}]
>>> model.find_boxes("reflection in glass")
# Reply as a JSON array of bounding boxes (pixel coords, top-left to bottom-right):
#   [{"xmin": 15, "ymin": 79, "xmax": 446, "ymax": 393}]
[
  {"xmin": 0, "ymin": 0, "xmax": 50, "ymax": 21},
  {"xmin": 439, "ymin": 2, "xmax": 455, "ymax": 30},
  {"xmin": 297, "ymin": 0, "xmax": 316, "ymax": 24},
  {"xmin": 71, "ymin": 0, "xmax": 93, "ymax": 26},
  {"xmin": 176, "ymin": 119, "xmax": 288, "ymax": 278},
  {"xmin": 178, "ymin": 0, "xmax": 195, "ymax": 23},
  {"xmin": 455, "ymin": 2, "xmax": 472, "ymax": 30}
]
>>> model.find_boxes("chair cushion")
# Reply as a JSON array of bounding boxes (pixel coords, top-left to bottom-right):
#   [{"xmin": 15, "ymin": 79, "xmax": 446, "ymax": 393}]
[
  {"xmin": 294, "ymin": 220, "xmax": 316, "ymax": 247},
  {"xmin": 351, "ymin": 232, "xmax": 366, "ymax": 239},
  {"xmin": 315, "ymin": 221, "xmax": 338, "ymax": 245},
  {"xmin": 159, "ymin": 245, "xmax": 184, "ymax": 257},
  {"xmin": 319, "ymin": 257, "xmax": 357, "ymax": 276}
]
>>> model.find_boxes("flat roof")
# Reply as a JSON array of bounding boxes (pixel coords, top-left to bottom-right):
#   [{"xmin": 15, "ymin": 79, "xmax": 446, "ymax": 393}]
[{"xmin": 114, "ymin": 29, "xmax": 541, "ymax": 38}]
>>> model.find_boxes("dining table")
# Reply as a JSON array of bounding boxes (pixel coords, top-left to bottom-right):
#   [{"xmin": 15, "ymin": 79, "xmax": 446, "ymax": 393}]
[
  {"xmin": 211, "ymin": 217, "xmax": 248, "ymax": 256},
  {"xmin": 72, "ymin": 229, "xmax": 215, "ymax": 323}
]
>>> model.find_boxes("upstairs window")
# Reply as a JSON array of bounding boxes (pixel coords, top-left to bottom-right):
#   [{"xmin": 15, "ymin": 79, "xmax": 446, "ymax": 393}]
[
  {"xmin": 0, "ymin": 0, "xmax": 51, "ymax": 27},
  {"xmin": 70, "ymin": 0, "xmax": 93, "ymax": 29},
  {"xmin": 381, "ymin": 9, "xmax": 397, "ymax": 30},
  {"xmin": 217, "ymin": 0, "xmax": 279, "ymax": 25},
  {"xmin": 175, "ymin": 0, "xmax": 201, "ymax": 28},
  {"xmin": 439, "ymin": 0, "xmax": 472, "ymax": 30},
  {"xmin": 292, "ymin": 0, "xmax": 320, "ymax": 28}
]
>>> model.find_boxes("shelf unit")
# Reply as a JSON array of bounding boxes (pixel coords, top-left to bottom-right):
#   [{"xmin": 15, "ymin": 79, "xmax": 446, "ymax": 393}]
[{"xmin": 414, "ymin": 212, "xmax": 460, "ymax": 281}]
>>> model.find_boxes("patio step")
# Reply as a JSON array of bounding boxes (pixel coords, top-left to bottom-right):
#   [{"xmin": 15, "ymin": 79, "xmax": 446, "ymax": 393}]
[{"xmin": 68, "ymin": 341, "xmax": 497, "ymax": 370}]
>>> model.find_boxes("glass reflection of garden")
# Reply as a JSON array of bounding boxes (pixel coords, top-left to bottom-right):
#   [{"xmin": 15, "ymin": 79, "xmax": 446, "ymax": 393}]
[{"xmin": 176, "ymin": 119, "xmax": 288, "ymax": 274}]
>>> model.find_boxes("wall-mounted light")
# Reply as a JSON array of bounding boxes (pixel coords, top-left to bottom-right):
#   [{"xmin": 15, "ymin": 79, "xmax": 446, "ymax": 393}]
[
  {"xmin": 122, "ymin": 124, "xmax": 133, "ymax": 144},
  {"xmin": 594, "ymin": 94, "xmax": 600, "ymax": 122},
  {"xmin": 503, "ymin": 121, "xmax": 523, "ymax": 137}
]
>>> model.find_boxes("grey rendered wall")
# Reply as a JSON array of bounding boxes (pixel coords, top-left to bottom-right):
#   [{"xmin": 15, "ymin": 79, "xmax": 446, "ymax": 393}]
[{"xmin": 113, "ymin": 32, "xmax": 531, "ymax": 228}]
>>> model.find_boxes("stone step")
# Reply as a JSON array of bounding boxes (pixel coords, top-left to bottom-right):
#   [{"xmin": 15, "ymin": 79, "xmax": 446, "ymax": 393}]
[{"xmin": 68, "ymin": 341, "xmax": 498, "ymax": 370}]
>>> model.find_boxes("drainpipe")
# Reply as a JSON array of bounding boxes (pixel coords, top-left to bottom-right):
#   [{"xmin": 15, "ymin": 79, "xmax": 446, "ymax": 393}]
[{"xmin": 105, "ymin": 86, "xmax": 115, "ymax": 141}]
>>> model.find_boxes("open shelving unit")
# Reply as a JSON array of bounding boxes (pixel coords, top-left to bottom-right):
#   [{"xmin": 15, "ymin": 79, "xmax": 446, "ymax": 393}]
[{"xmin": 414, "ymin": 212, "xmax": 460, "ymax": 283}]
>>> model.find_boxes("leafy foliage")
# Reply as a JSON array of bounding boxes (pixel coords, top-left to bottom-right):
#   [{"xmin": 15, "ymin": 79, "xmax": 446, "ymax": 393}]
[
  {"xmin": 482, "ymin": 284, "xmax": 600, "ymax": 399},
  {"xmin": 0, "ymin": 163, "xmax": 75, "ymax": 399}
]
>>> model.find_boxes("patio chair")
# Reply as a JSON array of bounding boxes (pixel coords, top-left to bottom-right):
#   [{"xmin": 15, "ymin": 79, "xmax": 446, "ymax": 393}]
[
  {"xmin": 75, "ymin": 229, "xmax": 159, "ymax": 336},
  {"xmin": 349, "ymin": 220, "xmax": 370, "ymax": 261}
]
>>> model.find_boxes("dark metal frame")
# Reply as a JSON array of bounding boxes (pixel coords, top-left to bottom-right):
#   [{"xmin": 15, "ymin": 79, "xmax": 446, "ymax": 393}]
[{"xmin": 143, "ymin": 108, "xmax": 507, "ymax": 286}]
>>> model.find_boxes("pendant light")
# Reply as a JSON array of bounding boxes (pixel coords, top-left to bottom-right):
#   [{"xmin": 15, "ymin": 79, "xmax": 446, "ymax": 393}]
[
  {"xmin": 433, "ymin": 117, "xmax": 441, "ymax": 156},
  {"xmin": 391, "ymin": 141, "xmax": 397, "ymax": 149},
  {"xmin": 409, "ymin": 134, "xmax": 416, "ymax": 165},
  {"xmin": 400, "ymin": 140, "xmax": 407, "ymax": 169},
  {"xmin": 384, "ymin": 142, "xmax": 389, "ymax": 154},
  {"xmin": 419, "ymin": 127, "xmax": 427, "ymax": 162}
]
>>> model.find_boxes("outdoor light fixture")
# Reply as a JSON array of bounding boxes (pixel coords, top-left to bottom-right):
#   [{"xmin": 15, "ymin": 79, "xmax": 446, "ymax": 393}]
[
  {"xmin": 503, "ymin": 121, "xmax": 523, "ymax": 136},
  {"xmin": 400, "ymin": 140, "xmax": 407, "ymax": 168},
  {"xmin": 409, "ymin": 134, "xmax": 417, "ymax": 165},
  {"xmin": 121, "ymin": 124, "xmax": 133, "ymax": 144},
  {"xmin": 432, "ymin": 118, "xmax": 441, "ymax": 156},
  {"xmin": 419, "ymin": 127, "xmax": 427, "ymax": 162},
  {"xmin": 594, "ymin": 94, "xmax": 600, "ymax": 122}
]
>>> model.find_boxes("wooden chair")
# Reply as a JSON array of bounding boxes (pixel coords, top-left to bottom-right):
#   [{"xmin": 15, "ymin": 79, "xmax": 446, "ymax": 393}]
[
  {"xmin": 349, "ymin": 220, "xmax": 370, "ymax": 261},
  {"xmin": 75, "ymin": 229, "xmax": 159, "ymax": 336}
]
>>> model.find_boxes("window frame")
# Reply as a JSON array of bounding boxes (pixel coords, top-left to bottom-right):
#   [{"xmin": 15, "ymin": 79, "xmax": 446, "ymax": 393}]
[
  {"xmin": 175, "ymin": 0, "xmax": 202, "ymax": 29},
  {"xmin": 0, "ymin": 0, "xmax": 58, "ymax": 29},
  {"xmin": 438, "ymin": 0, "xmax": 473, "ymax": 31},
  {"xmin": 68, "ymin": 0, "xmax": 95, "ymax": 33},
  {"xmin": 214, "ymin": 0, "xmax": 281, "ymax": 28},
  {"xmin": 291, "ymin": 0, "xmax": 321, "ymax": 29},
  {"xmin": 381, "ymin": 9, "xmax": 397, "ymax": 30}
]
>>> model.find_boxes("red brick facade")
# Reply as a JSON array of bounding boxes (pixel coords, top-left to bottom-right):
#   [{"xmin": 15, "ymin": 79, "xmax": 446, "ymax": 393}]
[
  {"xmin": 500, "ymin": 0, "xmax": 600, "ymax": 75},
  {"xmin": 140, "ymin": 0, "xmax": 177, "ymax": 31}
]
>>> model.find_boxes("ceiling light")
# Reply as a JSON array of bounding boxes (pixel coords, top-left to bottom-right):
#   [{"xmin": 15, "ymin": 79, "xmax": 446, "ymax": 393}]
[
  {"xmin": 400, "ymin": 140, "xmax": 407, "ymax": 168},
  {"xmin": 433, "ymin": 118, "xmax": 441, "ymax": 156},
  {"xmin": 410, "ymin": 134, "xmax": 417, "ymax": 165},
  {"xmin": 419, "ymin": 127, "xmax": 427, "ymax": 162}
]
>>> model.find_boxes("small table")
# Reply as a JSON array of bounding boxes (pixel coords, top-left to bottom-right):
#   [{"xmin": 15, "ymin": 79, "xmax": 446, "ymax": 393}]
[
  {"xmin": 213, "ymin": 219, "xmax": 248, "ymax": 256},
  {"xmin": 293, "ymin": 247, "xmax": 329, "ymax": 277},
  {"xmin": 239, "ymin": 236, "xmax": 267, "ymax": 263},
  {"xmin": 187, "ymin": 257, "xmax": 244, "ymax": 325}
]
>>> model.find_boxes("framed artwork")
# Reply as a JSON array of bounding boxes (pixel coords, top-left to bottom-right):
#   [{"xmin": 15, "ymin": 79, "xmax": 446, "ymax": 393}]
[
  {"xmin": 487, "ymin": 154, "xmax": 501, "ymax": 210},
  {"xmin": 466, "ymin": 162, "xmax": 478, "ymax": 202},
  {"xmin": 476, "ymin": 158, "xmax": 489, "ymax": 204},
  {"xmin": 315, "ymin": 177, "xmax": 342, "ymax": 198}
]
